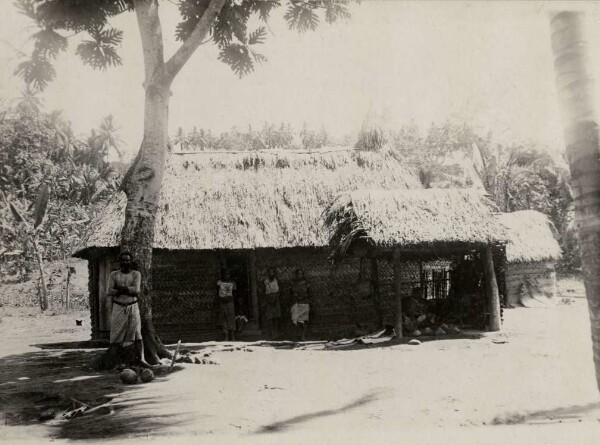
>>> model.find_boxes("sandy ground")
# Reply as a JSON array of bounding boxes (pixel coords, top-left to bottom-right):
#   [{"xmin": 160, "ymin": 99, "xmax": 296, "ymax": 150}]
[{"xmin": 1, "ymin": 298, "xmax": 599, "ymax": 445}]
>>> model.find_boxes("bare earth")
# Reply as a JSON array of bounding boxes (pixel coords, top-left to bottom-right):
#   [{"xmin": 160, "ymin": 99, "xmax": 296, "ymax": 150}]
[{"xmin": 0, "ymin": 297, "xmax": 599, "ymax": 445}]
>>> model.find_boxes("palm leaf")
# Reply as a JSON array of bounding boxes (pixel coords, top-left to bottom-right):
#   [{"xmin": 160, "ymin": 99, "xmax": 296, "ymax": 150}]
[
  {"xmin": 33, "ymin": 183, "xmax": 50, "ymax": 229},
  {"xmin": 9, "ymin": 202, "xmax": 26, "ymax": 224}
]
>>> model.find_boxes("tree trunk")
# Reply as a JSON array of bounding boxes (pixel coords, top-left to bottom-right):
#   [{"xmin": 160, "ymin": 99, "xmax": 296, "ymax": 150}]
[
  {"xmin": 551, "ymin": 11, "xmax": 600, "ymax": 393},
  {"xmin": 31, "ymin": 235, "xmax": 48, "ymax": 311},
  {"xmin": 101, "ymin": 0, "xmax": 226, "ymax": 365},
  {"xmin": 120, "ymin": 78, "xmax": 172, "ymax": 364},
  {"xmin": 483, "ymin": 247, "xmax": 501, "ymax": 331},
  {"xmin": 65, "ymin": 265, "xmax": 71, "ymax": 309},
  {"xmin": 62, "ymin": 243, "xmax": 71, "ymax": 310},
  {"xmin": 117, "ymin": 0, "xmax": 173, "ymax": 364}
]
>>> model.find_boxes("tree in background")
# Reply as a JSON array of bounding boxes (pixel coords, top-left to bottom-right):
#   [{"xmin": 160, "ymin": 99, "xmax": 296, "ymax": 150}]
[
  {"xmin": 45, "ymin": 110, "xmax": 74, "ymax": 162},
  {"xmin": 0, "ymin": 99, "xmax": 119, "ymax": 308},
  {"xmin": 550, "ymin": 11, "xmax": 600, "ymax": 393},
  {"xmin": 171, "ymin": 121, "xmax": 340, "ymax": 152},
  {"xmin": 17, "ymin": 0, "xmax": 355, "ymax": 364},
  {"xmin": 389, "ymin": 121, "xmax": 575, "ymax": 271},
  {"xmin": 88, "ymin": 115, "xmax": 124, "ymax": 164}
]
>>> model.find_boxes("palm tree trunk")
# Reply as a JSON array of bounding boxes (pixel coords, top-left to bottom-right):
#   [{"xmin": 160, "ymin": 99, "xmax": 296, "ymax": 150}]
[{"xmin": 551, "ymin": 11, "xmax": 600, "ymax": 393}]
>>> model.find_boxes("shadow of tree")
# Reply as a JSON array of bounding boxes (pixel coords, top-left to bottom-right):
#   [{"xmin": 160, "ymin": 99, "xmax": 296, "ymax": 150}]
[
  {"xmin": 492, "ymin": 402, "xmax": 600, "ymax": 425},
  {"xmin": 0, "ymin": 347, "xmax": 191, "ymax": 440},
  {"xmin": 257, "ymin": 389, "xmax": 381, "ymax": 433}
]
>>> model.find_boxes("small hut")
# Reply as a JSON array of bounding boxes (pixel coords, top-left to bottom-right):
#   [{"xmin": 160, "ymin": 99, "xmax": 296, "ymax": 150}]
[
  {"xmin": 497, "ymin": 210, "xmax": 562, "ymax": 307},
  {"xmin": 74, "ymin": 147, "xmax": 422, "ymax": 341},
  {"xmin": 325, "ymin": 188, "xmax": 509, "ymax": 335}
]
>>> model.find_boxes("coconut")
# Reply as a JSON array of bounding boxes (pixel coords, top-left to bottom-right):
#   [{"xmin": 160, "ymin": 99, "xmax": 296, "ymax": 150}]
[
  {"xmin": 120, "ymin": 368, "xmax": 138, "ymax": 384},
  {"xmin": 140, "ymin": 369, "xmax": 154, "ymax": 383}
]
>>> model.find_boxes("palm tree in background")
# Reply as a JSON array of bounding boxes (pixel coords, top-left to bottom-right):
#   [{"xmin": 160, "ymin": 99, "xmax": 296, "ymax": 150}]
[
  {"xmin": 14, "ymin": 87, "xmax": 42, "ymax": 114},
  {"xmin": 550, "ymin": 11, "xmax": 600, "ymax": 393},
  {"xmin": 89, "ymin": 115, "xmax": 124, "ymax": 163},
  {"xmin": 45, "ymin": 110, "xmax": 74, "ymax": 162}
]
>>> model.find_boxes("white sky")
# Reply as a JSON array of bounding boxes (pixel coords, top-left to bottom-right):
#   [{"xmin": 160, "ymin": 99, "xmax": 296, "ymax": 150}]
[{"xmin": 3, "ymin": 1, "xmax": 600, "ymax": 160}]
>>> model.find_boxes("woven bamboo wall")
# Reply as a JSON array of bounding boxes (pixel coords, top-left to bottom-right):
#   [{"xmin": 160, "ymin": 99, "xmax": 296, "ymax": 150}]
[
  {"xmin": 256, "ymin": 248, "xmax": 371, "ymax": 338},
  {"xmin": 89, "ymin": 249, "xmax": 222, "ymax": 342},
  {"xmin": 89, "ymin": 247, "xmax": 501, "ymax": 341},
  {"xmin": 255, "ymin": 248, "xmax": 422, "ymax": 337},
  {"xmin": 152, "ymin": 250, "xmax": 221, "ymax": 342}
]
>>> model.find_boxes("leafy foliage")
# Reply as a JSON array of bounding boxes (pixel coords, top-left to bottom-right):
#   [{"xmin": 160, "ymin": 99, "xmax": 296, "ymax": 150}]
[
  {"xmin": 76, "ymin": 27, "xmax": 124, "ymax": 69},
  {"xmin": 285, "ymin": 3, "xmax": 320, "ymax": 32},
  {"xmin": 0, "ymin": 99, "xmax": 123, "ymax": 280},
  {"xmin": 173, "ymin": 121, "xmax": 338, "ymax": 151},
  {"xmin": 217, "ymin": 43, "xmax": 256, "ymax": 77},
  {"xmin": 16, "ymin": 0, "xmax": 355, "ymax": 89},
  {"xmin": 389, "ymin": 121, "xmax": 577, "ymax": 272},
  {"xmin": 15, "ymin": 57, "xmax": 56, "ymax": 91}
]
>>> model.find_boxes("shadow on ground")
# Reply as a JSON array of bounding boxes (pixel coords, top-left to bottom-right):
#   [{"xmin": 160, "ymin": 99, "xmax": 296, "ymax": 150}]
[
  {"xmin": 256, "ymin": 389, "xmax": 381, "ymax": 433},
  {"xmin": 0, "ymin": 347, "xmax": 189, "ymax": 440},
  {"xmin": 492, "ymin": 402, "xmax": 600, "ymax": 425}
]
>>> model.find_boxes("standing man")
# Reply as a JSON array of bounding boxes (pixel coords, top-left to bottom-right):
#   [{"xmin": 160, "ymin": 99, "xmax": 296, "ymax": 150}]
[
  {"xmin": 107, "ymin": 252, "xmax": 151, "ymax": 368},
  {"xmin": 262, "ymin": 268, "xmax": 281, "ymax": 340}
]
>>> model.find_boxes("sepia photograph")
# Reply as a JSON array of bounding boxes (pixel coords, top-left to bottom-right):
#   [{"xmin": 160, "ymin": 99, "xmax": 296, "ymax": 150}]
[{"xmin": 0, "ymin": 1, "xmax": 599, "ymax": 444}]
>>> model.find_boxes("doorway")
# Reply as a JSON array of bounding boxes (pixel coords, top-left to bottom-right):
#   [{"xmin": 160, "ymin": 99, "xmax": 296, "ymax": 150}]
[{"xmin": 219, "ymin": 254, "xmax": 255, "ymax": 322}]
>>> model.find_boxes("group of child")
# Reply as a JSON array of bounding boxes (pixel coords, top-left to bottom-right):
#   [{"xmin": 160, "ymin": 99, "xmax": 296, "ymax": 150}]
[{"xmin": 216, "ymin": 268, "xmax": 311, "ymax": 341}]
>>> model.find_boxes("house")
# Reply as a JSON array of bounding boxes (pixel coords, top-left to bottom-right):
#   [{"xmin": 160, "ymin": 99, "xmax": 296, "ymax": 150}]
[
  {"xmin": 74, "ymin": 146, "xmax": 422, "ymax": 342},
  {"xmin": 324, "ymin": 188, "xmax": 509, "ymax": 333},
  {"xmin": 497, "ymin": 210, "xmax": 562, "ymax": 307}
]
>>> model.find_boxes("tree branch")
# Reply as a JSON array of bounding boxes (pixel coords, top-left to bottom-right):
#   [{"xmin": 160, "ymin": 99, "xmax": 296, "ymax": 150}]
[
  {"xmin": 134, "ymin": 0, "xmax": 165, "ymax": 86},
  {"xmin": 164, "ymin": 0, "xmax": 227, "ymax": 83}
]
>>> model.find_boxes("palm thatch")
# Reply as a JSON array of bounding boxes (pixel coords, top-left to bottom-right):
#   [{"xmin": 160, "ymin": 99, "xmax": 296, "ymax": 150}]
[
  {"xmin": 324, "ymin": 188, "xmax": 507, "ymax": 257},
  {"xmin": 75, "ymin": 147, "xmax": 421, "ymax": 255},
  {"xmin": 496, "ymin": 210, "xmax": 561, "ymax": 263}
]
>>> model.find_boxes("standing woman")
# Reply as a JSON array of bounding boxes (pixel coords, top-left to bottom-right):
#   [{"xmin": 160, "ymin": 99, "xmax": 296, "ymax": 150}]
[
  {"xmin": 290, "ymin": 268, "xmax": 311, "ymax": 341},
  {"xmin": 262, "ymin": 268, "xmax": 281, "ymax": 340},
  {"xmin": 217, "ymin": 270, "xmax": 237, "ymax": 341}
]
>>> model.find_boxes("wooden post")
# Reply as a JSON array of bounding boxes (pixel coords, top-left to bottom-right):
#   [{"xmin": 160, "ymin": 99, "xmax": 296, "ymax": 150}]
[
  {"xmin": 370, "ymin": 258, "xmax": 383, "ymax": 329},
  {"xmin": 393, "ymin": 247, "xmax": 403, "ymax": 338},
  {"xmin": 99, "ymin": 256, "xmax": 112, "ymax": 331},
  {"xmin": 89, "ymin": 258, "xmax": 100, "ymax": 339},
  {"xmin": 484, "ymin": 246, "xmax": 501, "ymax": 331},
  {"xmin": 249, "ymin": 250, "xmax": 259, "ymax": 323}
]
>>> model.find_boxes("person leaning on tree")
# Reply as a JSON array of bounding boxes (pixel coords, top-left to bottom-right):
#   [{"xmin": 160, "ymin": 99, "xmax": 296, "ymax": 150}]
[{"xmin": 107, "ymin": 252, "xmax": 151, "ymax": 368}]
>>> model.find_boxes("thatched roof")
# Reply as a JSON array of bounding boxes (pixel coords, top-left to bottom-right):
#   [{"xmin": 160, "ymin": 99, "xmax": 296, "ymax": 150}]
[
  {"xmin": 324, "ymin": 188, "xmax": 507, "ymax": 257},
  {"xmin": 75, "ymin": 147, "xmax": 421, "ymax": 255},
  {"xmin": 497, "ymin": 210, "xmax": 561, "ymax": 263}
]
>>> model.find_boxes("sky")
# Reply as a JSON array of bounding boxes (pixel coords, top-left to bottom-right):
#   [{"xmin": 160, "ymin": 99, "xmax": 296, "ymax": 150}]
[{"xmin": 3, "ymin": 1, "xmax": 600, "ymax": 161}]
